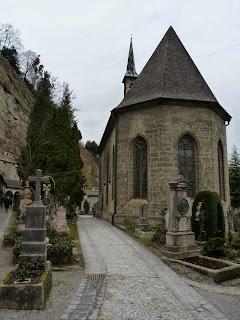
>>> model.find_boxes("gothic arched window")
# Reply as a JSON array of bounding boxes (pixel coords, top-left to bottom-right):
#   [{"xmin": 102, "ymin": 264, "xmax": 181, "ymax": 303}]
[
  {"xmin": 218, "ymin": 141, "xmax": 225, "ymax": 200},
  {"xmin": 178, "ymin": 134, "xmax": 196, "ymax": 197},
  {"xmin": 134, "ymin": 136, "xmax": 147, "ymax": 198}
]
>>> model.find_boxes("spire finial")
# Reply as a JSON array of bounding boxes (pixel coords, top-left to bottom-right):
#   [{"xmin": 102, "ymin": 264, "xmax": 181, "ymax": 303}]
[{"xmin": 124, "ymin": 37, "xmax": 138, "ymax": 79}]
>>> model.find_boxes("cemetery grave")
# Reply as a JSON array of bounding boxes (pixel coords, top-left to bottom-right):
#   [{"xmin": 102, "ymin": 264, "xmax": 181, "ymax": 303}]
[{"xmin": 0, "ymin": 169, "xmax": 52, "ymax": 310}]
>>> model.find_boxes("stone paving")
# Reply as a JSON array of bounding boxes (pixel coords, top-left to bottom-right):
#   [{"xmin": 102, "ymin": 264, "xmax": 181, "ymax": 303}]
[{"xmin": 61, "ymin": 216, "xmax": 230, "ymax": 320}]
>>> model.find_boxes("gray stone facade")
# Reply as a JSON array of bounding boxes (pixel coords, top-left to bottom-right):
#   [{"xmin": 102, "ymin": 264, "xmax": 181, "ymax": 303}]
[
  {"xmin": 98, "ymin": 27, "xmax": 231, "ymax": 228},
  {"xmin": 99, "ymin": 103, "xmax": 230, "ymax": 226}
]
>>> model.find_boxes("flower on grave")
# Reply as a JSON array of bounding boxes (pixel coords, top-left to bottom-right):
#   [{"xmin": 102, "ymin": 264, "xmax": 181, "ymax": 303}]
[
  {"xmin": 51, "ymin": 238, "xmax": 59, "ymax": 244},
  {"xmin": 60, "ymin": 231, "xmax": 68, "ymax": 236}
]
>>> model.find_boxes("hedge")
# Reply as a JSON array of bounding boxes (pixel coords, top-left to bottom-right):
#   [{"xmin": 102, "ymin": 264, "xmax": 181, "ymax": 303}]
[{"xmin": 192, "ymin": 191, "xmax": 225, "ymax": 240}]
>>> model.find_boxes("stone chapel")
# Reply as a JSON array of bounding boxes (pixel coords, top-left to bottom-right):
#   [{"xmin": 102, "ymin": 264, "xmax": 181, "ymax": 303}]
[{"xmin": 97, "ymin": 26, "xmax": 231, "ymax": 227}]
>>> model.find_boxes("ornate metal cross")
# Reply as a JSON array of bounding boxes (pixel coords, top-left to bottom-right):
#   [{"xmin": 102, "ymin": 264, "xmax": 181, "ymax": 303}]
[{"xmin": 28, "ymin": 169, "xmax": 50, "ymax": 201}]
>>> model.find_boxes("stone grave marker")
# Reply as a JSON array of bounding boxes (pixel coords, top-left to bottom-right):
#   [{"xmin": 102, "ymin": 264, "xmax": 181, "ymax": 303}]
[
  {"xmin": 19, "ymin": 169, "xmax": 50, "ymax": 267},
  {"xmin": 0, "ymin": 169, "xmax": 52, "ymax": 310},
  {"xmin": 162, "ymin": 176, "xmax": 200, "ymax": 259}
]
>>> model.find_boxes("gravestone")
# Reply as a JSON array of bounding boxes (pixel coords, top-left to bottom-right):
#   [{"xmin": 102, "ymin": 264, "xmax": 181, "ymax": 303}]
[
  {"xmin": 19, "ymin": 169, "xmax": 49, "ymax": 267},
  {"xmin": 0, "ymin": 169, "xmax": 52, "ymax": 310},
  {"xmin": 162, "ymin": 176, "xmax": 200, "ymax": 259},
  {"xmin": 139, "ymin": 204, "xmax": 148, "ymax": 228},
  {"xmin": 54, "ymin": 205, "xmax": 69, "ymax": 234}
]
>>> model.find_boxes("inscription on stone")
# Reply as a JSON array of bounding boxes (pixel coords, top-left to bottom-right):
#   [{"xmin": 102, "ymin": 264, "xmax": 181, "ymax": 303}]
[{"xmin": 179, "ymin": 217, "xmax": 190, "ymax": 231}]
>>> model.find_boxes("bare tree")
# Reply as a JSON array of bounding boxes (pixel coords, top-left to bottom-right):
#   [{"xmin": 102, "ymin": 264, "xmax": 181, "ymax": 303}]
[
  {"xmin": 20, "ymin": 50, "xmax": 44, "ymax": 90},
  {"xmin": 0, "ymin": 23, "xmax": 22, "ymax": 51}
]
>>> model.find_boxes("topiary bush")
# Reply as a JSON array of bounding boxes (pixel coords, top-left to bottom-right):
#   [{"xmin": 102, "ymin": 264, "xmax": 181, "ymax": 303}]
[
  {"xmin": 206, "ymin": 237, "xmax": 226, "ymax": 258},
  {"xmin": 152, "ymin": 224, "xmax": 167, "ymax": 246},
  {"xmin": 192, "ymin": 191, "xmax": 225, "ymax": 240}
]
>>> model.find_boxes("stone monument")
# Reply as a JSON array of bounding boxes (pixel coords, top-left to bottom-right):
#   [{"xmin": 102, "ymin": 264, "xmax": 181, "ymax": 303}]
[
  {"xmin": 162, "ymin": 176, "xmax": 200, "ymax": 259},
  {"xmin": 19, "ymin": 169, "xmax": 50, "ymax": 267},
  {"xmin": 0, "ymin": 169, "xmax": 52, "ymax": 310}
]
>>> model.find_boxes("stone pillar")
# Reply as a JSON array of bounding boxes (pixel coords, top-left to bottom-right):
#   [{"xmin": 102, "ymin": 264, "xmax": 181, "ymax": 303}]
[{"xmin": 162, "ymin": 177, "xmax": 200, "ymax": 259}]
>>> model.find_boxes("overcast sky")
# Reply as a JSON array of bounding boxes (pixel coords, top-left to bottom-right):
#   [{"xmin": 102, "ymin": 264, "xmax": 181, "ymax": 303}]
[{"xmin": 0, "ymin": 0, "xmax": 239, "ymax": 157}]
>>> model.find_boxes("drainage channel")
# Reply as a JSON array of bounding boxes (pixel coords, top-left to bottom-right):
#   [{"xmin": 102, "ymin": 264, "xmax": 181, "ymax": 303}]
[{"xmin": 59, "ymin": 275, "xmax": 106, "ymax": 320}]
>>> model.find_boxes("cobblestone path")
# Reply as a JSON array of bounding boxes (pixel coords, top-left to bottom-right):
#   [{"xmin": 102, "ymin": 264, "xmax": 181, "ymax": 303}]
[{"xmin": 75, "ymin": 216, "xmax": 228, "ymax": 320}]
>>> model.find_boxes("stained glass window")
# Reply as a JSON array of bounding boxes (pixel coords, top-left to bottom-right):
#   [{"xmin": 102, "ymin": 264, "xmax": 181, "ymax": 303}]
[
  {"xmin": 178, "ymin": 135, "xmax": 195, "ymax": 197},
  {"xmin": 218, "ymin": 141, "xmax": 225, "ymax": 200},
  {"xmin": 134, "ymin": 137, "xmax": 147, "ymax": 198}
]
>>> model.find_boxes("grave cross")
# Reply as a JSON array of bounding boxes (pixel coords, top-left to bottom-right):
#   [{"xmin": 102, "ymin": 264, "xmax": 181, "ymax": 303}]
[{"xmin": 28, "ymin": 169, "xmax": 50, "ymax": 202}]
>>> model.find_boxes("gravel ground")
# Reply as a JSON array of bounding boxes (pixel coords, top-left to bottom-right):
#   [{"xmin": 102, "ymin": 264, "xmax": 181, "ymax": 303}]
[
  {"xmin": 163, "ymin": 258, "xmax": 240, "ymax": 320},
  {"xmin": 0, "ymin": 243, "xmax": 85, "ymax": 320}
]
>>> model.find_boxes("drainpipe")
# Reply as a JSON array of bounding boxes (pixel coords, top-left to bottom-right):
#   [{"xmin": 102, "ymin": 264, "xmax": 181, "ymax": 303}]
[{"xmin": 111, "ymin": 110, "xmax": 118, "ymax": 225}]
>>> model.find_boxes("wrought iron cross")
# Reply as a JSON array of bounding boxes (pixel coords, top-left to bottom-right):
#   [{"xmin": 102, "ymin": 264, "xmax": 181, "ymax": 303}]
[{"xmin": 28, "ymin": 169, "xmax": 50, "ymax": 201}]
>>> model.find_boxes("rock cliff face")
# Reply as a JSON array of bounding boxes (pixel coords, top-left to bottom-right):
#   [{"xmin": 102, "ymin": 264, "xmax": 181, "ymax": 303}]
[
  {"xmin": 0, "ymin": 54, "xmax": 34, "ymax": 189},
  {"xmin": 80, "ymin": 145, "xmax": 99, "ymax": 187}
]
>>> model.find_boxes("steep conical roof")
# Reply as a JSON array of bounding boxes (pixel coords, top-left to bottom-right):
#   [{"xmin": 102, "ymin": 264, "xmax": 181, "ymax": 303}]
[
  {"xmin": 123, "ymin": 38, "xmax": 138, "ymax": 79},
  {"xmin": 117, "ymin": 26, "xmax": 218, "ymax": 109}
]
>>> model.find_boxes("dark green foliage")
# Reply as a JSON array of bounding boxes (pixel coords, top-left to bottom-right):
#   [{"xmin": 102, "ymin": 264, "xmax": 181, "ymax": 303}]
[
  {"xmin": 226, "ymin": 248, "xmax": 239, "ymax": 260},
  {"xmin": 17, "ymin": 74, "xmax": 84, "ymax": 206},
  {"xmin": 13, "ymin": 236, "xmax": 23, "ymax": 260},
  {"xmin": 3, "ymin": 232, "xmax": 22, "ymax": 247},
  {"xmin": 206, "ymin": 237, "xmax": 226, "ymax": 258},
  {"xmin": 229, "ymin": 145, "xmax": 240, "ymax": 208},
  {"xmin": 46, "ymin": 221, "xmax": 60, "ymax": 239},
  {"xmin": 152, "ymin": 224, "xmax": 167, "ymax": 246},
  {"xmin": 83, "ymin": 199, "xmax": 90, "ymax": 214},
  {"xmin": 231, "ymin": 238, "xmax": 240, "ymax": 250},
  {"xmin": 1, "ymin": 46, "xmax": 21, "ymax": 74},
  {"xmin": 192, "ymin": 191, "xmax": 225, "ymax": 240},
  {"xmin": 85, "ymin": 140, "xmax": 99, "ymax": 156},
  {"xmin": 47, "ymin": 235, "xmax": 73, "ymax": 262},
  {"xmin": 17, "ymin": 72, "xmax": 55, "ymax": 181},
  {"xmin": 66, "ymin": 211, "xmax": 77, "ymax": 219},
  {"xmin": 46, "ymin": 224, "xmax": 73, "ymax": 264}
]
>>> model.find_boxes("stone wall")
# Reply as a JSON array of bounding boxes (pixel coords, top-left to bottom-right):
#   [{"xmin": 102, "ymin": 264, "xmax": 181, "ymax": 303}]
[
  {"xmin": 0, "ymin": 54, "xmax": 34, "ymax": 190},
  {"xmin": 98, "ymin": 126, "xmax": 116, "ymax": 222},
  {"xmin": 99, "ymin": 102, "xmax": 230, "ymax": 227}
]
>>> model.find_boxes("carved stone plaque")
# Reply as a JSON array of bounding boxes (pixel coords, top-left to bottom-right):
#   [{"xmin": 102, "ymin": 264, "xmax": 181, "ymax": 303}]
[
  {"xmin": 179, "ymin": 217, "xmax": 190, "ymax": 231},
  {"xmin": 178, "ymin": 199, "xmax": 189, "ymax": 215}
]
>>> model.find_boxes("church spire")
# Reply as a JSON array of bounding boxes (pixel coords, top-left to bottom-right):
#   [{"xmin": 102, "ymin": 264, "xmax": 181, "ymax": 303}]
[{"xmin": 123, "ymin": 37, "xmax": 138, "ymax": 96}]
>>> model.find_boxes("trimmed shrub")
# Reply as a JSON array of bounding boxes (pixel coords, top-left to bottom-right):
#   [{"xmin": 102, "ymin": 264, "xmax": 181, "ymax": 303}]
[
  {"xmin": 192, "ymin": 191, "xmax": 225, "ymax": 240},
  {"xmin": 206, "ymin": 237, "xmax": 226, "ymax": 258},
  {"xmin": 152, "ymin": 224, "xmax": 167, "ymax": 246}
]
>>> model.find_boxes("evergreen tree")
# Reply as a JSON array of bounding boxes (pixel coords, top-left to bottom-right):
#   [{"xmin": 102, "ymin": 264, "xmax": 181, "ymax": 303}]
[
  {"xmin": 16, "ymin": 50, "xmax": 84, "ymax": 206},
  {"xmin": 85, "ymin": 140, "xmax": 99, "ymax": 155},
  {"xmin": 17, "ymin": 71, "xmax": 55, "ymax": 181},
  {"xmin": 229, "ymin": 145, "xmax": 240, "ymax": 208},
  {"xmin": 1, "ymin": 46, "xmax": 21, "ymax": 74},
  {"xmin": 27, "ymin": 86, "xmax": 84, "ymax": 206}
]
